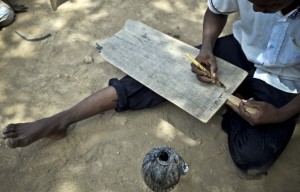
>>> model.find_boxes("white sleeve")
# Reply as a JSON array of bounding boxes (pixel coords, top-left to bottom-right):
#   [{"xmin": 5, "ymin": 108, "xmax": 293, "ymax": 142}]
[{"xmin": 207, "ymin": 0, "xmax": 239, "ymax": 14}]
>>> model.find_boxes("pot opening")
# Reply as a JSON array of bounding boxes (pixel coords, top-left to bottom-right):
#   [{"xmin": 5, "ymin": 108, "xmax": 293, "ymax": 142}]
[{"xmin": 159, "ymin": 151, "xmax": 169, "ymax": 162}]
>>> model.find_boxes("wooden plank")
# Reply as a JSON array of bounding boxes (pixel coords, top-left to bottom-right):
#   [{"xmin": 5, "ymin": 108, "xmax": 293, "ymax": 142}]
[{"xmin": 96, "ymin": 20, "xmax": 248, "ymax": 123}]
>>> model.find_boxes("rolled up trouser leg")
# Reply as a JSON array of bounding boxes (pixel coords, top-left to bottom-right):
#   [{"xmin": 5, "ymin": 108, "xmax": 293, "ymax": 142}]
[{"xmin": 108, "ymin": 75, "xmax": 166, "ymax": 112}]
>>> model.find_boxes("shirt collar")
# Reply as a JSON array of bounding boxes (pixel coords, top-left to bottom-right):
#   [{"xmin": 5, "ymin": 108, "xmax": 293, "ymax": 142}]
[
  {"xmin": 288, "ymin": 6, "xmax": 300, "ymax": 20},
  {"xmin": 277, "ymin": 6, "xmax": 300, "ymax": 22}
]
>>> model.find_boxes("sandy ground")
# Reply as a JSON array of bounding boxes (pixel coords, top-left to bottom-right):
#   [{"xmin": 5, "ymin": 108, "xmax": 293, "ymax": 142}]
[{"xmin": 0, "ymin": 0, "xmax": 299, "ymax": 191}]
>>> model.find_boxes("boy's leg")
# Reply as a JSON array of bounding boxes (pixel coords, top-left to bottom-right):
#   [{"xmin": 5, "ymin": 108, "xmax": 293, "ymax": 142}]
[
  {"xmin": 2, "ymin": 86, "xmax": 118, "ymax": 148},
  {"xmin": 2, "ymin": 76, "xmax": 165, "ymax": 148},
  {"xmin": 222, "ymin": 79, "xmax": 298, "ymax": 175},
  {"xmin": 206, "ymin": 35, "xmax": 299, "ymax": 174}
]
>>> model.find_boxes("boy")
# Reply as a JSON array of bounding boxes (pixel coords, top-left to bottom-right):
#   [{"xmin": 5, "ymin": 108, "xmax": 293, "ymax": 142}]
[
  {"xmin": 2, "ymin": 0, "xmax": 300, "ymax": 176},
  {"xmin": 191, "ymin": 0, "xmax": 300, "ymax": 176}
]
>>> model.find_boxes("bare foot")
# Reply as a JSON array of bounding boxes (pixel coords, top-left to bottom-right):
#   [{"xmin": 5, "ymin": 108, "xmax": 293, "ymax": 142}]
[{"xmin": 2, "ymin": 115, "xmax": 69, "ymax": 148}]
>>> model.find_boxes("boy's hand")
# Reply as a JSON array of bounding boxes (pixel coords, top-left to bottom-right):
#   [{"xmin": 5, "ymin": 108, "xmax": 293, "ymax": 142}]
[
  {"xmin": 191, "ymin": 49, "xmax": 218, "ymax": 84},
  {"xmin": 226, "ymin": 98, "xmax": 285, "ymax": 125}
]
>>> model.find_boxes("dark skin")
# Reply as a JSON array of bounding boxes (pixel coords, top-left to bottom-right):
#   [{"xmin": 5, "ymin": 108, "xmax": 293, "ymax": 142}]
[
  {"xmin": 2, "ymin": 87, "xmax": 119, "ymax": 148},
  {"xmin": 192, "ymin": 0, "xmax": 300, "ymax": 126},
  {"xmin": 250, "ymin": 0, "xmax": 300, "ymax": 14}
]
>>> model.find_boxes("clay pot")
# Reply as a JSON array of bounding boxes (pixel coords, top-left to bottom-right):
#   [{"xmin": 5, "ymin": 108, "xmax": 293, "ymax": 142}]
[{"xmin": 142, "ymin": 147, "xmax": 189, "ymax": 192}]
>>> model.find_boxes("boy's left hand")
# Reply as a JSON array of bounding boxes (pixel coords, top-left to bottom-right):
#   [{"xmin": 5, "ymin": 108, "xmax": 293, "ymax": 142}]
[{"xmin": 226, "ymin": 98, "xmax": 284, "ymax": 126}]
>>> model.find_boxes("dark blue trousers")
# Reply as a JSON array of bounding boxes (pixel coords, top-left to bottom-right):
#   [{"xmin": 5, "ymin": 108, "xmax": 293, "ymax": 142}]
[{"xmin": 211, "ymin": 35, "xmax": 298, "ymax": 174}]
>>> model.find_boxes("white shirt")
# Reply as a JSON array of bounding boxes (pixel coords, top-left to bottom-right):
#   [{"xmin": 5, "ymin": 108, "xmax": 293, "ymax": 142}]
[{"xmin": 208, "ymin": 0, "xmax": 300, "ymax": 93}]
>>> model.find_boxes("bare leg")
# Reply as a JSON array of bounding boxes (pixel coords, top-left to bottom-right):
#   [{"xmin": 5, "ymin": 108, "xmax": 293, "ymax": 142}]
[{"xmin": 2, "ymin": 86, "xmax": 118, "ymax": 148}]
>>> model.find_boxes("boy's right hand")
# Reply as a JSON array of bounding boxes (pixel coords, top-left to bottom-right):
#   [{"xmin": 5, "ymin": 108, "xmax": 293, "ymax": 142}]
[{"xmin": 190, "ymin": 49, "xmax": 218, "ymax": 84}]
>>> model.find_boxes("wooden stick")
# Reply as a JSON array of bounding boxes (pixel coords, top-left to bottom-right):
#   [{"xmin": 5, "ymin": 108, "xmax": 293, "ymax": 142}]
[{"xmin": 227, "ymin": 95, "xmax": 257, "ymax": 115}]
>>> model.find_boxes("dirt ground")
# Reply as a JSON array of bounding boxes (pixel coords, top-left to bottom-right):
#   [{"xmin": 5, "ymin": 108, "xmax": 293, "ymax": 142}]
[{"xmin": 0, "ymin": 0, "xmax": 299, "ymax": 191}]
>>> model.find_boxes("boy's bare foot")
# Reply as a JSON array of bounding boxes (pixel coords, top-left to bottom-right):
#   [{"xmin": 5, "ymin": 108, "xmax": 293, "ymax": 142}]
[
  {"xmin": 2, "ymin": 87, "xmax": 118, "ymax": 148},
  {"xmin": 2, "ymin": 115, "xmax": 69, "ymax": 148}
]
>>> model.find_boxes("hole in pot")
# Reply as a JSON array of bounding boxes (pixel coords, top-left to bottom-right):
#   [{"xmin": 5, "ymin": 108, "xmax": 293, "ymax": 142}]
[{"xmin": 159, "ymin": 151, "xmax": 169, "ymax": 162}]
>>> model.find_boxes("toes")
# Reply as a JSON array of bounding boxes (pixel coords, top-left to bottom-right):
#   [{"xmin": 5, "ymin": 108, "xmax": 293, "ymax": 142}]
[
  {"xmin": 5, "ymin": 138, "xmax": 18, "ymax": 148},
  {"xmin": 2, "ymin": 131, "xmax": 19, "ymax": 139},
  {"xmin": 3, "ymin": 124, "xmax": 17, "ymax": 133},
  {"xmin": 5, "ymin": 137, "xmax": 24, "ymax": 149}
]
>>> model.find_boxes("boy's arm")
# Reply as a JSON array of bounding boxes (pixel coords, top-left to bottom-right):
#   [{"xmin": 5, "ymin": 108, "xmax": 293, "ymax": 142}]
[
  {"xmin": 201, "ymin": 8, "xmax": 228, "ymax": 54},
  {"xmin": 280, "ymin": 94, "xmax": 300, "ymax": 121},
  {"xmin": 192, "ymin": 8, "xmax": 228, "ymax": 83}
]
